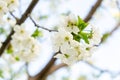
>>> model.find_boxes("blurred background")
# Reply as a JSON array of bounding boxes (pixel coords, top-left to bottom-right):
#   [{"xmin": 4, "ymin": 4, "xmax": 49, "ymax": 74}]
[{"xmin": 0, "ymin": 0, "xmax": 120, "ymax": 80}]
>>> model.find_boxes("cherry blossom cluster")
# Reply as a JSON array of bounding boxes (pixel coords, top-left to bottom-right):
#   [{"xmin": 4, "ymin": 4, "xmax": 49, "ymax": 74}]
[
  {"xmin": 52, "ymin": 14, "xmax": 101, "ymax": 65},
  {"xmin": 4, "ymin": 25, "xmax": 41, "ymax": 62},
  {"xmin": 0, "ymin": 0, "xmax": 19, "ymax": 22}
]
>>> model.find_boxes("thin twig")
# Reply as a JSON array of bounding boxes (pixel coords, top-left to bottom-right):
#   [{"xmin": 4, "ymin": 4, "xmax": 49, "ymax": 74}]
[
  {"xmin": 83, "ymin": 61, "xmax": 120, "ymax": 77},
  {"xmin": 26, "ymin": 63, "xmax": 32, "ymax": 80},
  {"xmin": 116, "ymin": 0, "xmax": 120, "ymax": 10},
  {"xmin": 109, "ymin": 22, "xmax": 120, "ymax": 35},
  {"xmin": 100, "ymin": 22, "xmax": 120, "ymax": 44},
  {"xmin": 29, "ymin": 15, "xmax": 57, "ymax": 32},
  {"xmin": 9, "ymin": 12, "xmax": 19, "ymax": 21}
]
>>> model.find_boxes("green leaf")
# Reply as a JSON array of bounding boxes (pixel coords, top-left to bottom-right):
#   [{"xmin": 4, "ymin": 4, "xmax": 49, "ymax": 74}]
[
  {"xmin": 15, "ymin": 56, "xmax": 20, "ymax": 61},
  {"xmin": 62, "ymin": 76, "xmax": 69, "ymax": 80},
  {"xmin": 0, "ymin": 27, "xmax": 5, "ymax": 34},
  {"xmin": 64, "ymin": 54, "xmax": 69, "ymax": 58},
  {"xmin": 32, "ymin": 29, "xmax": 43, "ymax": 38},
  {"xmin": 6, "ymin": 44, "xmax": 13, "ymax": 54},
  {"xmin": 72, "ymin": 32, "xmax": 81, "ymax": 42},
  {"xmin": 101, "ymin": 33, "xmax": 110, "ymax": 43},
  {"xmin": 39, "ymin": 15, "xmax": 48, "ymax": 20},
  {"xmin": 78, "ymin": 75, "xmax": 87, "ymax": 80},
  {"xmin": 80, "ymin": 32, "xmax": 89, "ymax": 44},
  {"xmin": 77, "ymin": 16, "xmax": 88, "ymax": 31},
  {"xmin": 72, "ymin": 31, "xmax": 91, "ymax": 44},
  {"xmin": 0, "ymin": 70, "xmax": 3, "ymax": 78}
]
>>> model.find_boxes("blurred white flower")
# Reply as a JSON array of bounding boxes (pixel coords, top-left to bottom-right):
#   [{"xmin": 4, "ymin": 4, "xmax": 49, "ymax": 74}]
[
  {"xmin": 0, "ymin": 1, "xmax": 8, "ymax": 16},
  {"xmin": 0, "ymin": 63, "xmax": 11, "ymax": 79},
  {"xmin": 6, "ymin": 0, "xmax": 19, "ymax": 11},
  {"xmin": 9, "ymin": 25, "xmax": 41, "ymax": 62},
  {"xmin": 0, "ymin": 0, "xmax": 19, "ymax": 23}
]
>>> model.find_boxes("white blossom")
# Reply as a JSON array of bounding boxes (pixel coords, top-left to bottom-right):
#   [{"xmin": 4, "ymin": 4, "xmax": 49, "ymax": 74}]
[
  {"xmin": 89, "ymin": 25, "xmax": 101, "ymax": 45},
  {"xmin": 55, "ymin": 40, "xmax": 90, "ymax": 65},
  {"xmin": 59, "ymin": 14, "xmax": 79, "ymax": 34},
  {"xmin": 6, "ymin": 0, "xmax": 19, "ymax": 11},
  {"xmin": 0, "ymin": 1, "xmax": 8, "ymax": 16},
  {"xmin": 52, "ymin": 28, "xmax": 73, "ymax": 52},
  {"xmin": 54, "ymin": 49, "xmax": 79, "ymax": 65},
  {"xmin": 9, "ymin": 25, "xmax": 41, "ymax": 62}
]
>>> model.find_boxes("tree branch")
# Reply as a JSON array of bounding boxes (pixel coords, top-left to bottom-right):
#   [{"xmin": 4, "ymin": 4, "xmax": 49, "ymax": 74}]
[
  {"xmin": 40, "ymin": 63, "xmax": 67, "ymax": 80},
  {"xmin": 0, "ymin": 0, "xmax": 39, "ymax": 56},
  {"xmin": 29, "ymin": 52, "xmax": 61, "ymax": 80},
  {"xmin": 84, "ymin": 0, "xmax": 103, "ymax": 22},
  {"xmin": 17, "ymin": 0, "xmax": 39, "ymax": 25},
  {"xmin": 29, "ymin": 15, "xmax": 57, "ymax": 32},
  {"xmin": 83, "ymin": 61, "xmax": 120, "ymax": 77},
  {"xmin": 47, "ymin": 63, "xmax": 67, "ymax": 75}
]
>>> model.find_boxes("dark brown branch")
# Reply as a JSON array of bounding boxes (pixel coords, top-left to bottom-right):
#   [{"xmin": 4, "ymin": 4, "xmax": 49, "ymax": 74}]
[
  {"xmin": 29, "ymin": 15, "xmax": 57, "ymax": 32},
  {"xmin": 29, "ymin": 52, "xmax": 61, "ymax": 80},
  {"xmin": 17, "ymin": 0, "xmax": 39, "ymax": 25},
  {"xmin": 84, "ymin": 0, "xmax": 103, "ymax": 22},
  {"xmin": 40, "ymin": 63, "xmax": 67, "ymax": 80},
  {"xmin": 0, "ymin": 0, "xmax": 39, "ymax": 56},
  {"xmin": 47, "ymin": 63, "xmax": 67, "ymax": 75},
  {"xmin": 0, "ymin": 31, "xmax": 14, "ymax": 56}
]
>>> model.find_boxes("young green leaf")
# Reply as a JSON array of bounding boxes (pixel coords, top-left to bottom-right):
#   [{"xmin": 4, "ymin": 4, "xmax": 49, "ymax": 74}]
[
  {"xmin": 32, "ymin": 28, "xmax": 43, "ymax": 38},
  {"xmin": 80, "ymin": 32, "xmax": 89, "ymax": 44},
  {"xmin": 64, "ymin": 54, "xmax": 69, "ymax": 58},
  {"xmin": 6, "ymin": 44, "xmax": 13, "ymax": 54},
  {"xmin": 15, "ymin": 56, "xmax": 20, "ymax": 61},
  {"xmin": 101, "ymin": 32, "xmax": 110, "ymax": 43},
  {"xmin": 72, "ymin": 32, "xmax": 81, "ymax": 42},
  {"xmin": 0, "ymin": 70, "xmax": 3, "ymax": 78},
  {"xmin": 77, "ymin": 16, "xmax": 88, "ymax": 31}
]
